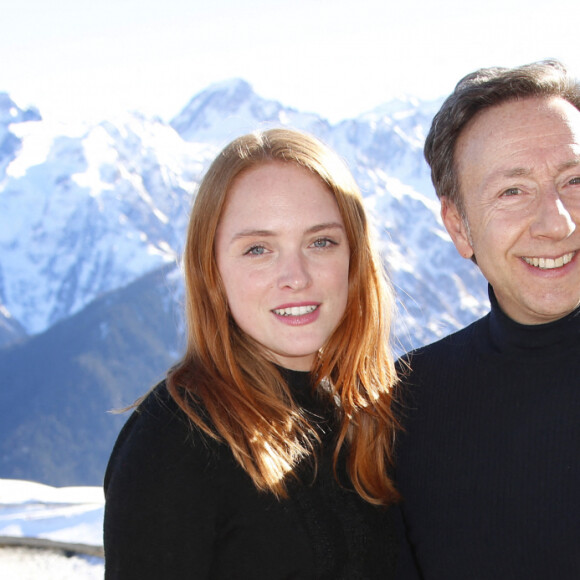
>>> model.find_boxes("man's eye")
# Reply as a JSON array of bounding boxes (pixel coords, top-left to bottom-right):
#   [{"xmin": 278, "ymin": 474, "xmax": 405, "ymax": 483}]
[
  {"xmin": 568, "ymin": 177, "xmax": 580, "ymax": 185},
  {"xmin": 501, "ymin": 188, "xmax": 521, "ymax": 197}
]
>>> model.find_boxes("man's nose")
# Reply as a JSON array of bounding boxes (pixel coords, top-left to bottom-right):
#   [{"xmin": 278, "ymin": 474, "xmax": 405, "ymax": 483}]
[{"xmin": 529, "ymin": 186, "xmax": 576, "ymax": 241}]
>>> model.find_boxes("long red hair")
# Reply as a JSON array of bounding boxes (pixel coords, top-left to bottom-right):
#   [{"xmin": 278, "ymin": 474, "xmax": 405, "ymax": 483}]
[{"xmin": 168, "ymin": 128, "xmax": 399, "ymax": 504}]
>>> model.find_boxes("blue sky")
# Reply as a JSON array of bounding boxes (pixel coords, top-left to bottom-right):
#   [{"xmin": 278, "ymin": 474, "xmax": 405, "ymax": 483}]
[{"xmin": 3, "ymin": 0, "xmax": 580, "ymax": 124}]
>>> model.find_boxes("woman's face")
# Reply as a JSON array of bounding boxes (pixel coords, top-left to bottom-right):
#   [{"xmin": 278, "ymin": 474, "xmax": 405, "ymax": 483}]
[{"xmin": 215, "ymin": 161, "xmax": 350, "ymax": 371}]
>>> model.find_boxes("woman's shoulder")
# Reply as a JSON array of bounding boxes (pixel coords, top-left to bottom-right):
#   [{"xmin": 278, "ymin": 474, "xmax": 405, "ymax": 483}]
[
  {"xmin": 104, "ymin": 380, "xmax": 227, "ymax": 492},
  {"xmin": 103, "ymin": 380, "xmax": 240, "ymax": 576},
  {"xmin": 134, "ymin": 380, "xmax": 186, "ymax": 425},
  {"xmin": 117, "ymin": 380, "xmax": 191, "ymax": 444}
]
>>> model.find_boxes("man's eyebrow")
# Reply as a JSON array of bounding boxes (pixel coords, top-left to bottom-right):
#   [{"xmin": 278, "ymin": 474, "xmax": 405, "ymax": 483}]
[
  {"xmin": 503, "ymin": 159, "xmax": 580, "ymax": 176},
  {"xmin": 486, "ymin": 158, "xmax": 580, "ymax": 184},
  {"xmin": 504, "ymin": 167, "xmax": 532, "ymax": 178},
  {"xmin": 557, "ymin": 158, "xmax": 580, "ymax": 172},
  {"xmin": 480, "ymin": 167, "xmax": 530, "ymax": 187},
  {"xmin": 230, "ymin": 222, "xmax": 344, "ymax": 242}
]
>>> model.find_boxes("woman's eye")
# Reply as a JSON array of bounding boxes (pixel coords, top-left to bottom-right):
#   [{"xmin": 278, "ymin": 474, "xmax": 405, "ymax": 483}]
[
  {"xmin": 312, "ymin": 237, "xmax": 336, "ymax": 248},
  {"xmin": 245, "ymin": 245, "xmax": 266, "ymax": 256},
  {"xmin": 568, "ymin": 177, "xmax": 580, "ymax": 185}
]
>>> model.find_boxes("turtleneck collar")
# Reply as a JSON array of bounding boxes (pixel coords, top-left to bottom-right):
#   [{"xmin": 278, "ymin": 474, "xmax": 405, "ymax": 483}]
[
  {"xmin": 487, "ymin": 285, "xmax": 580, "ymax": 358},
  {"xmin": 277, "ymin": 366, "xmax": 312, "ymax": 390},
  {"xmin": 277, "ymin": 366, "xmax": 334, "ymax": 426}
]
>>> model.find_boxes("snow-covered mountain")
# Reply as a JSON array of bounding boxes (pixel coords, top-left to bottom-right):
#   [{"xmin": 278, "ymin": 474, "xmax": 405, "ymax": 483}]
[
  {"xmin": 0, "ymin": 107, "xmax": 214, "ymax": 335},
  {"xmin": 170, "ymin": 78, "xmax": 332, "ymax": 146},
  {"xmin": 0, "ymin": 79, "xmax": 491, "ymax": 487},
  {"xmin": 0, "ymin": 93, "xmax": 41, "ymax": 183},
  {"xmin": 0, "ymin": 79, "xmax": 488, "ymax": 351}
]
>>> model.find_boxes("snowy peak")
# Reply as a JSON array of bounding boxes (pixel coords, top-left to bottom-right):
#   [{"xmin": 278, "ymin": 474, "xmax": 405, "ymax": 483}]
[
  {"xmin": 0, "ymin": 93, "xmax": 42, "ymax": 183},
  {"xmin": 360, "ymin": 94, "xmax": 440, "ymax": 120},
  {"xmin": 0, "ymin": 81, "xmax": 489, "ymax": 348},
  {"xmin": 328, "ymin": 98, "xmax": 439, "ymax": 196},
  {"xmin": 180, "ymin": 78, "xmax": 255, "ymax": 116},
  {"xmin": 170, "ymin": 78, "xmax": 261, "ymax": 142},
  {"xmin": 0, "ymin": 109, "xmax": 216, "ymax": 334},
  {"xmin": 170, "ymin": 78, "xmax": 330, "ymax": 145},
  {"xmin": 0, "ymin": 92, "xmax": 41, "ymax": 126}
]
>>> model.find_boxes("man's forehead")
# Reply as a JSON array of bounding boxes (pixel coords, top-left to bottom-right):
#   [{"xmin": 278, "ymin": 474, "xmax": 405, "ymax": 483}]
[
  {"xmin": 455, "ymin": 98, "xmax": 580, "ymax": 180},
  {"xmin": 461, "ymin": 97, "xmax": 580, "ymax": 139}
]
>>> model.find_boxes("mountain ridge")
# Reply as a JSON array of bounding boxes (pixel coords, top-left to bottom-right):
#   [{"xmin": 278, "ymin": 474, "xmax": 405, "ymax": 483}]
[
  {"xmin": 0, "ymin": 78, "xmax": 487, "ymax": 347},
  {"xmin": 0, "ymin": 79, "xmax": 489, "ymax": 484}
]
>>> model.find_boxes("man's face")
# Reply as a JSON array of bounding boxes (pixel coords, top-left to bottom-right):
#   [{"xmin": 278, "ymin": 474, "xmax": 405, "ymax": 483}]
[{"xmin": 442, "ymin": 96, "xmax": 580, "ymax": 325}]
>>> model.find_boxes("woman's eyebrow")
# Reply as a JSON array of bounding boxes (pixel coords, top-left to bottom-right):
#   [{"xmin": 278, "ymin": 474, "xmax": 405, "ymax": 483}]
[
  {"xmin": 230, "ymin": 222, "xmax": 344, "ymax": 242},
  {"xmin": 230, "ymin": 229, "xmax": 275, "ymax": 242},
  {"xmin": 305, "ymin": 222, "xmax": 345, "ymax": 234}
]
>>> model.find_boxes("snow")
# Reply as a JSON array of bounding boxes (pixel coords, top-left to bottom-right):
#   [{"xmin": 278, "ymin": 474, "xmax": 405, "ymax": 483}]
[
  {"xmin": 0, "ymin": 80, "xmax": 496, "ymax": 575},
  {"xmin": 0, "ymin": 548, "xmax": 103, "ymax": 580},
  {"xmin": 0, "ymin": 479, "xmax": 104, "ymax": 579},
  {"xmin": 0, "ymin": 111, "xmax": 212, "ymax": 334},
  {"xmin": 0, "ymin": 78, "xmax": 490, "ymax": 351}
]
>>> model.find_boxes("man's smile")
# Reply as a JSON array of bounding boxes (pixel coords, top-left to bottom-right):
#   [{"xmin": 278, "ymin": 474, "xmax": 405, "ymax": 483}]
[{"xmin": 522, "ymin": 251, "xmax": 576, "ymax": 269}]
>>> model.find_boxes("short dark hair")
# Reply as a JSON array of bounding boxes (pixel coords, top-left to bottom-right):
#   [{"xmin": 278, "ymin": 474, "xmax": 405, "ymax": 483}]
[{"xmin": 424, "ymin": 59, "xmax": 580, "ymax": 212}]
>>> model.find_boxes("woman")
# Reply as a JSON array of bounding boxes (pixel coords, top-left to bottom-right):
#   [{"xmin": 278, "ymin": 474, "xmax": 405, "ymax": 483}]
[{"xmin": 104, "ymin": 128, "xmax": 400, "ymax": 578}]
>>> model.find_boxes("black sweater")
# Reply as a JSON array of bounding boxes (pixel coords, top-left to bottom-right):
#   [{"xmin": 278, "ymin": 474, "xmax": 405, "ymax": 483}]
[
  {"xmin": 104, "ymin": 369, "xmax": 398, "ymax": 579},
  {"xmin": 395, "ymin": 288, "xmax": 580, "ymax": 579}
]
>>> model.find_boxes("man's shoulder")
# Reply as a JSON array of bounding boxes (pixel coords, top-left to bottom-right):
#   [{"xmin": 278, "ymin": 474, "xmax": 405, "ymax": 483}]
[
  {"xmin": 400, "ymin": 314, "xmax": 488, "ymax": 368},
  {"xmin": 393, "ymin": 316, "xmax": 489, "ymax": 424}
]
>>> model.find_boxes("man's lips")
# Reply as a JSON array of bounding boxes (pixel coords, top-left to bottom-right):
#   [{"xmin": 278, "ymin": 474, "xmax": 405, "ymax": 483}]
[{"xmin": 522, "ymin": 251, "xmax": 576, "ymax": 270}]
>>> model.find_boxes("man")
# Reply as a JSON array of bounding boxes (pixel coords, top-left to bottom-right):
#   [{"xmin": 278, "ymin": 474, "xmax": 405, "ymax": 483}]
[{"xmin": 395, "ymin": 60, "xmax": 580, "ymax": 579}]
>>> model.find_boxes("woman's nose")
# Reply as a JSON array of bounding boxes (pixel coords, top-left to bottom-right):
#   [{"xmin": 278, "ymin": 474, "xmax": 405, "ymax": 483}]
[{"xmin": 276, "ymin": 251, "xmax": 312, "ymax": 290}]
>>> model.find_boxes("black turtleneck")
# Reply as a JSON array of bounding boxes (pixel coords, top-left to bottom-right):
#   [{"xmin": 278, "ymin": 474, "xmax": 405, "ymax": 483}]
[
  {"xmin": 104, "ymin": 369, "xmax": 398, "ymax": 579},
  {"xmin": 395, "ymin": 287, "xmax": 580, "ymax": 579}
]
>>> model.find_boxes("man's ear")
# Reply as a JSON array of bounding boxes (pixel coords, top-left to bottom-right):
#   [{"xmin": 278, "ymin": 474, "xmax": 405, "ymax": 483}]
[{"xmin": 441, "ymin": 197, "xmax": 474, "ymax": 260}]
